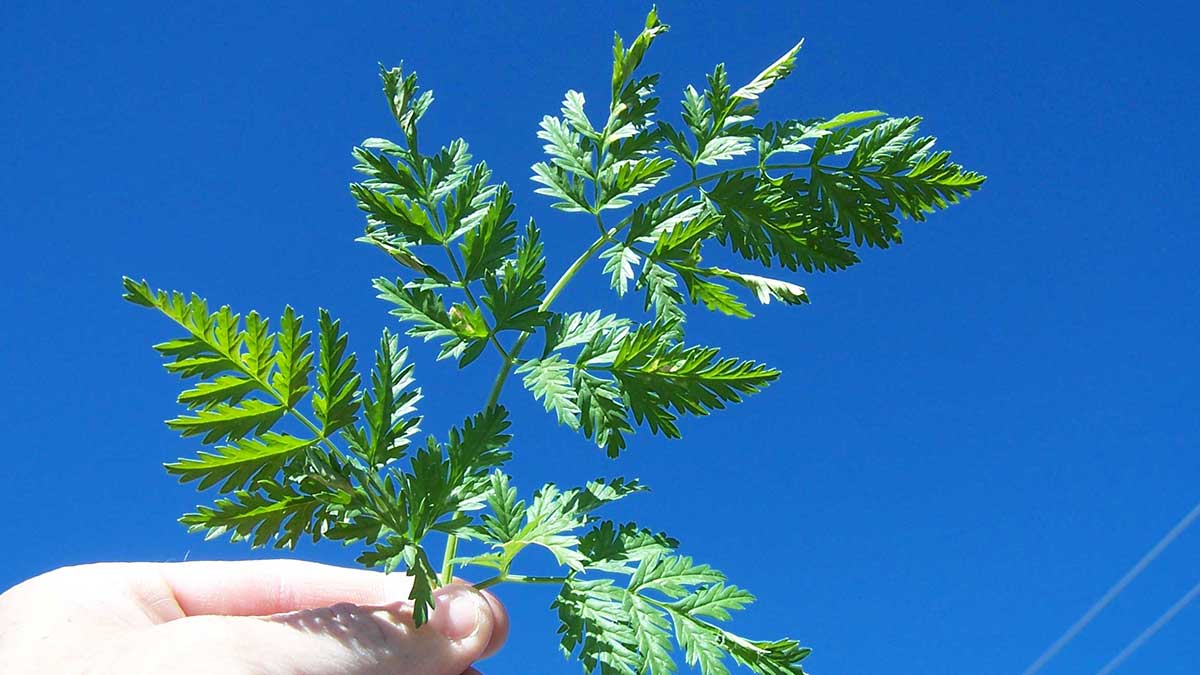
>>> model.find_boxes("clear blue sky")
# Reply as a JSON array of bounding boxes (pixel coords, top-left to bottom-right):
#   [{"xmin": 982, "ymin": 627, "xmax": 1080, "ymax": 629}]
[{"xmin": 2, "ymin": 2, "xmax": 1198, "ymax": 673}]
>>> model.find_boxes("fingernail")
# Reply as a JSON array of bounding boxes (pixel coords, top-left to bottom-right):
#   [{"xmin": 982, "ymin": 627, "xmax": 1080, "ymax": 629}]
[{"xmin": 429, "ymin": 587, "xmax": 487, "ymax": 641}]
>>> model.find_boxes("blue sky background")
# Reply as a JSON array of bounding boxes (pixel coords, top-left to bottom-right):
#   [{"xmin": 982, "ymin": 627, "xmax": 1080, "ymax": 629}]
[{"xmin": 2, "ymin": 2, "xmax": 1198, "ymax": 673}]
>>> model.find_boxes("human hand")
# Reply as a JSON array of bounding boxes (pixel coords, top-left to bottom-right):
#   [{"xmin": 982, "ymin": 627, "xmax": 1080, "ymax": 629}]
[{"xmin": 0, "ymin": 559, "xmax": 507, "ymax": 674}]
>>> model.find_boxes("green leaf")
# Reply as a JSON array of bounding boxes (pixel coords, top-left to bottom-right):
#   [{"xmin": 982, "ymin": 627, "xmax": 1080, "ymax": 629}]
[
  {"xmin": 638, "ymin": 262, "xmax": 688, "ymax": 327},
  {"xmin": 575, "ymin": 370, "xmax": 634, "ymax": 458},
  {"xmin": 124, "ymin": 283, "xmax": 243, "ymax": 381},
  {"xmin": 555, "ymin": 548, "xmax": 810, "ymax": 675},
  {"xmin": 695, "ymin": 135, "xmax": 753, "ymax": 167},
  {"xmin": 578, "ymin": 521, "xmax": 678, "ymax": 572},
  {"xmin": 676, "ymin": 266, "xmax": 809, "ymax": 317},
  {"xmin": 561, "ymin": 89, "xmax": 601, "ymax": 142},
  {"xmin": 701, "ymin": 268, "xmax": 808, "ymax": 306},
  {"xmin": 847, "ymin": 116, "xmax": 922, "ymax": 169},
  {"xmin": 379, "ymin": 63, "xmax": 433, "ymax": 141},
  {"xmin": 629, "ymin": 594, "xmax": 678, "ymax": 675},
  {"xmin": 176, "ymin": 375, "xmax": 257, "ymax": 410},
  {"xmin": 672, "ymin": 614, "xmax": 730, "ymax": 675},
  {"xmin": 352, "ymin": 144, "xmax": 424, "ymax": 201},
  {"xmin": 554, "ymin": 578, "xmax": 642, "ymax": 674},
  {"xmin": 727, "ymin": 637, "xmax": 812, "ymax": 675},
  {"xmin": 427, "ymin": 138, "xmax": 473, "ymax": 203},
  {"xmin": 449, "ymin": 302, "xmax": 490, "ymax": 340},
  {"xmin": 124, "ymin": 20, "xmax": 989, "ymax": 674},
  {"xmin": 611, "ymin": 7, "xmax": 668, "ymax": 101},
  {"xmin": 756, "ymin": 119, "xmax": 832, "ymax": 164},
  {"xmin": 166, "ymin": 432, "xmax": 314, "ymax": 493},
  {"xmin": 630, "ymin": 553, "xmax": 725, "ymax": 598},
  {"xmin": 460, "ymin": 184, "xmax": 518, "ymax": 280},
  {"xmin": 241, "ymin": 311, "xmax": 275, "ymax": 382},
  {"xmin": 402, "ymin": 545, "xmax": 440, "ymax": 626},
  {"xmin": 818, "ymin": 109, "xmax": 887, "ymax": 130},
  {"xmin": 626, "ymin": 195, "xmax": 710, "ymax": 249},
  {"xmin": 350, "ymin": 183, "xmax": 440, "ymax": 244},
  {"xmin": 166, "ymin": 399, "xmax": 286, "ymax": 445},
  {"xmin": 443, "ymin": 163, "xmax": 497, "ymax": 241},
  {"xmin": 531, "ymin": 161, "xmax": 592, "ymax": 212},
  {"xmin": 312, "ymin": 310, "xmax": 361, "ymax": 437},
  {"xmin": 343, "ymin": 331, "xmax": 422, "ymax": 467},
  {"xmin": 675, "ymin": 64, "xmax": 760, "ymax": 170},
  {"xmin": 357, "ymin": 229, "xmax": 453, "ymax": 284},
  {"xmin": 600, "ymin": 244, "xmax": 642, "ymax": 296},
  {"xmin": 122, "ymin": 284, "xmax": 324, "ymax": 453},
  {"xmin": 180, "ymin": 482, "xmax": 327, "ymax": 550},
  {"xmin": 705, "ymin": 171, "xmax": 862, "ymax": 272},
  {"xmin": 518, "ymin": 355, "xmax": 581, "ymax": 430},
  {"xmin": 380, "ymin": 406, "xmax": 512, "ymax": 562},
  {"xmin": 373, "ymin": 278, "xmax": 480, "ymax": 362},
  {"xmin": 474, "ymin": 471, "xmax": 525, "ymax": 545},
  {"xmin": 679, "ymin": 272, "xmax": 752, "ymax": 319},
  {"xmin": 542, "ymin": 311, "xmax": 632, "ymax": 356},
  {"xmin": 572, "ymin": 477, "xmax": 647, "ymax": 514},
  {"xmin": 466, "ymin": 476, "xmax": 643, "ymax": 573},
  {"xmin": 444, "ymin": 405, "xmax": 514, "ymax": 508},
  {"xmin": 732, "ymin": 40, "xmax": 804, "ymax": 100},
  {"xmin": 808, "ymin": 117, "xmax": 986, "ymax": 246},
  {"xmin": 598, "ymin": 156, "xmax": 674, "ymax": 210},
  {"xmin": 504, "ymin": 483, "xmax": 589, "ymax": 571},
  {"xmin": 273, "ymin": 307, "xmax": 313, "ymax": 407},
  {"xmin": 538, "ymin": 114, "xmax": 595, "ymax": 177},
  {"xmin": 605, "ymin": 74, "xmax": 662, "ymax": 162},
  {"xmin": 606, "ymin": 321, "xmax": 780, "ymax": 438},
  {"xmin": 358, "ymin": 539, "xmax": 440, "ymax": 627},
  {"xmin": 482, "ymin": 220, "xmax": 552, "ymax": 333},
  {"xmin": 674, "ymin": 584, "xmax": 755, "ymax": 622}
]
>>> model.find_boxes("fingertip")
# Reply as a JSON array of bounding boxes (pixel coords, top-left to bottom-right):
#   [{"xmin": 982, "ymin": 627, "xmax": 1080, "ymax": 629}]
[{"xmin": 477, "ymin": 589, "xmax": 508, "ymax": 659}]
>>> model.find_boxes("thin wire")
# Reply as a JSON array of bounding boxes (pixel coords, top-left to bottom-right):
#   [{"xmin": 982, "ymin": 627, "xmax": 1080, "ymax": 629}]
[
  {"xmin": 1022, "ymin": 499, "xmax": 1200, "ymax": 675},
  {"xmin": 1095, "ymin": 578, "xmax": 1200, "ymax": 675}
]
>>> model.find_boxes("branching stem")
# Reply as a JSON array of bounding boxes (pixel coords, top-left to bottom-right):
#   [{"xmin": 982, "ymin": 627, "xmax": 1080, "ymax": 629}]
[{"xmin": 443, "ymin": 161, "xmax": 816, "ymax": 588}]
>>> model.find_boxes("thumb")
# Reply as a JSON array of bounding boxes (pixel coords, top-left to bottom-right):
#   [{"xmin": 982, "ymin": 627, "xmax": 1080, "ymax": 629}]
[{"xmin": 140, "ymin": 583, "xmax": 499, "ymax": 675}]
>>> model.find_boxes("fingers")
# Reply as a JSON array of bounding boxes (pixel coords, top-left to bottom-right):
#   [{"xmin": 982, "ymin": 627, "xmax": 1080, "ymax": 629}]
[
  {"xmin": 3, "ymin": 561, "xmax": 509, "ymax": 675},
  {"xmin": 150, "ymin": 560, "xmax": 508, "ymax": 659},
  {"xmin": 476, "ymin": 589, "xmax": 509, "ymax": 659},
  {"xmin": 9, "ymin": 559, "xmax": 408, "ymax": 622},
  {"xmin": 154, "ymin": 559, "xmax": 410, "ymax": 617},
  {"xmin": 137, "ymin": 583, "xmax": 501, "ymax": 675}
]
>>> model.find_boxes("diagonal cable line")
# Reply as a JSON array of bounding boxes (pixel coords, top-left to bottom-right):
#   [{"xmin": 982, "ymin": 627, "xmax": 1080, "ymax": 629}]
[
  {"xmin": 1095, "ymin": 577, "xmax": 1200, "ymax": 674},
  {"xmin": 1022, "ymin": 499, "xmax": 1200, "ymax": 675}
]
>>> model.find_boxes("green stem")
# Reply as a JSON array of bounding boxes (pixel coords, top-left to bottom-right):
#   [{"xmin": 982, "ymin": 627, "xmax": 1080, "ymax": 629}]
[
  {"xmin": 483, "ymin": 228, "xmax": 614, "ymax": 409},
  {"xmin": 473, "ymin": 573, "xmax": 569, "ymax": 591},
  {"xmin": 654, "ymin": 162, "xmax": 812, "ymax": 204},
  {"xmin": 448, "ymin": 223, "xmax": 618, "ymax": 585},
  {"xmin": 445, "ymin": 161, "xmax": 809, "ymax": 589},
  {"xmin": 440, "ymin": 532, "xmax": 459, "ymax": 585},
  {"xmin": 482, "ymin": 162, "xmax": 814, "ymax": 414}
]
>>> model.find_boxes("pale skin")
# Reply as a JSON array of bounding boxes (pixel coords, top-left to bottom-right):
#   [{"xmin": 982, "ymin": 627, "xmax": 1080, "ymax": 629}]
[{"xmin": 0, "ymin": 559, "xmax": 508, "ymax": 674}]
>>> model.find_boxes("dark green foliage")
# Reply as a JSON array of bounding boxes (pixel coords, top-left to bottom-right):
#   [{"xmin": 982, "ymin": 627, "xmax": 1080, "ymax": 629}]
[{"xmin": 124, "ymin": 9, "xmax": 982, "ymax": 673}]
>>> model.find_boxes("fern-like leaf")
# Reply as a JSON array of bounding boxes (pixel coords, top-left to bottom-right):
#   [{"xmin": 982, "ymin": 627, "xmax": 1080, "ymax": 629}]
[
  {"xmin": 518, "ymin": 356, "xmax": 582, "ymax": 429},
  {"xmin": 166, "ymin": 432, "xmax": 313, "ymax": 493},
  {"xmin": 180, "ymin": 483, "xmax": 328, "ymax": 550},
  {"xmin": 312, "ymin": 310, "xmax": 361, "ymax": 437},
  {"xmin": 343, "ymin": 331, "xmax": 422, "ymax": 467}
]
